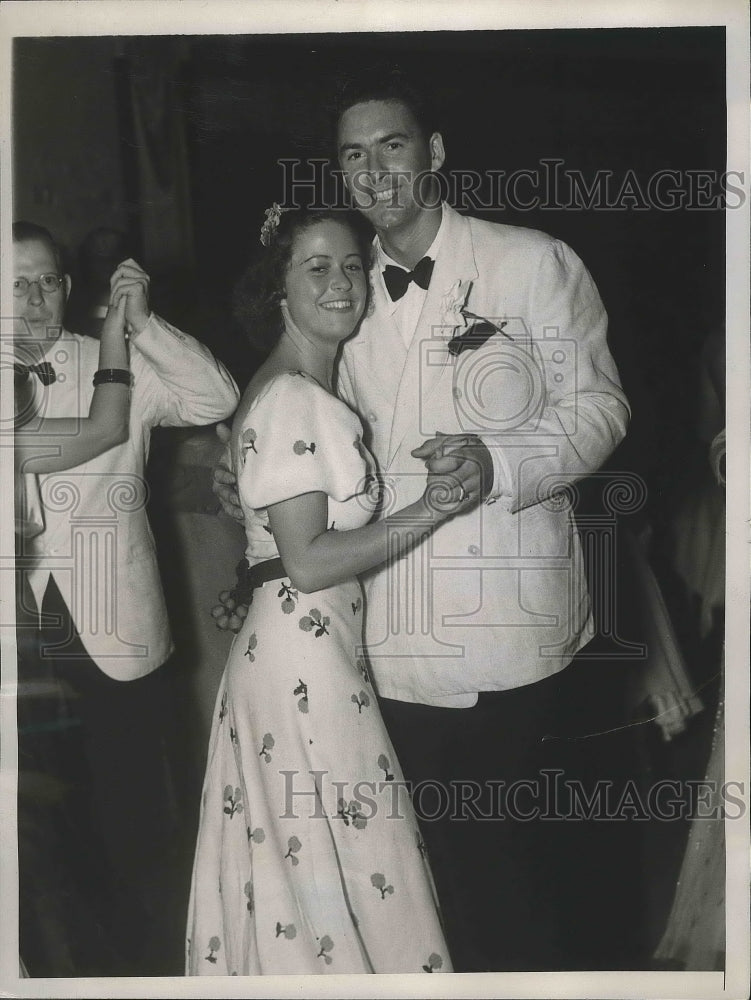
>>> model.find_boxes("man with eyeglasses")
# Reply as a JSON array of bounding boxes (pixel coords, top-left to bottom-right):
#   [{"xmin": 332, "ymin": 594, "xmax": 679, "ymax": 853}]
[
  {"xmin": 12, "ymin": 220, "xmax": 240, "ymax": 975},
  {"xmin": 14, "ymin": 270, "xmax": 67, "ymax": 296}
]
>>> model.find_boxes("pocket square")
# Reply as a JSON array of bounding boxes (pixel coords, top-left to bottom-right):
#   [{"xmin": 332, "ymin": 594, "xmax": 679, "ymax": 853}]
[{"xmin": 447, "ymin": 319, "xmax": 508, "ymax": 356}]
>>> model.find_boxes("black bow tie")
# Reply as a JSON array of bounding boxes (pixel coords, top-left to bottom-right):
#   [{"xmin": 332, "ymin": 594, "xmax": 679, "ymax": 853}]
[
  {"xmin": 14, "ymin": 361, "xmax": 56, "ymax": 386},
  {"xmin": 382, "ymin": 256, "xmax": 435, "ymax": 302}
]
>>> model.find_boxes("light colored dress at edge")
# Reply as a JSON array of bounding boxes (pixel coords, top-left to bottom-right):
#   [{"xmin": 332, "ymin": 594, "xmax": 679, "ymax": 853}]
[{"xmin": 186, "ymin": 372, "xmax": 451, "ymax": 975}]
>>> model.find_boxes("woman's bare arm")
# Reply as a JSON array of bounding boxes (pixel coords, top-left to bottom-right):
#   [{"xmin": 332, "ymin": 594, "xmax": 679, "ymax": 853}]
[
  {"xmin": 15, "ymin": 297, "xmax": 131, "ymax": 473},
  {"xmin": 268, "ymin": 478, "xmax": 459, "ymax": 594}
]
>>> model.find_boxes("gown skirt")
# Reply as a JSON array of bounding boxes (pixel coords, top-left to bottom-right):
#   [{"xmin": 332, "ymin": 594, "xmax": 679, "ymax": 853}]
[{"xmin": 186, "ymin": 371, "xmax": 451, "ymax": 975}]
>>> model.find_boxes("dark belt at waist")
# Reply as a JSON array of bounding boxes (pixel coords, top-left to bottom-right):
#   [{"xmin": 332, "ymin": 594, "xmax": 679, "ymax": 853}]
[{"xmin": 231, "ymin": 556, "xmax": 287, "ymax": 606}]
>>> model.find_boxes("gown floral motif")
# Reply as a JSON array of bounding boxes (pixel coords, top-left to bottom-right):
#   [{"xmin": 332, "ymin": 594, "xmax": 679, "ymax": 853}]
[{"xmin": 186, "ymin": 372, "xmax": 451, "ymax": 975}]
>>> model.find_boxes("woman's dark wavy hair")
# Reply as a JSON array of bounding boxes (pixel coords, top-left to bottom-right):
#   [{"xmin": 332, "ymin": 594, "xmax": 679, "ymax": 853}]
[{"xmin": 232, "ymin": 208, "xmax": 373, "ymax": 354}]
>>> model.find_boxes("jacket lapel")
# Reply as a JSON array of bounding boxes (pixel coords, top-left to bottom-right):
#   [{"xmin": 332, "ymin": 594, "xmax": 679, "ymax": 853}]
[
  {"xmin": 386, "ymin": 206, "xmax": 478, "ymax": 466},
  {"xmin": 348, "ymin": 261, "xmax": 407, "ymax": 405}
]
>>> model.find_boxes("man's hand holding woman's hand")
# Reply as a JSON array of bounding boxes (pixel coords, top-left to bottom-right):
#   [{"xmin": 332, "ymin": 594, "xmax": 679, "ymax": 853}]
[
  {"xmin": 208, "ymin": 428, "xmax": 493, "ymax": 627},
  {"xmin": 412, "ymin": 431, "xmax": 494, "ymax": 514},
  {"xmin": 210, "ymin": 425, "xmax": 493, "ymax": 523},
  {"xmin": 109, "ymin": 258, "xmax": 152, "ymax": 337}
]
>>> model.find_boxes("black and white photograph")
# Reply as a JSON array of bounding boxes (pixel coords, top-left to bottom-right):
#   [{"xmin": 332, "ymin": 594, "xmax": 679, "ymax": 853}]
[{"xmin": 1, "ymin": 1, "xmax": 748, "ymax": 997}]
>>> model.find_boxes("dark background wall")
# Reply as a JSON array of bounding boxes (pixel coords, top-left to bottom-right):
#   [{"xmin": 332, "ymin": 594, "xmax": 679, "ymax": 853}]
[
  {"xmin": 13, "ymin": 37, "xmax": 129, "ymax": 248},
  {"xmin": 13, "ymin": 27, "xmax": 726, "ymax": 521}
]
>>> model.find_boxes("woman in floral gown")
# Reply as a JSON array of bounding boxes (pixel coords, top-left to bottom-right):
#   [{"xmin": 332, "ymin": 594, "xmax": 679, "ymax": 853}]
[{"xmin": 186, "ymin": 208, "xmax": 457, "ymax": 975}]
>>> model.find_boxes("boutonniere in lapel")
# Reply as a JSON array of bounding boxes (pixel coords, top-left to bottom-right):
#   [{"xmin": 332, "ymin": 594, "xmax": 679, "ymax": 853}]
[{"xmin": 440, "ymin": 279, "xmax": 512, "ymax": 357}]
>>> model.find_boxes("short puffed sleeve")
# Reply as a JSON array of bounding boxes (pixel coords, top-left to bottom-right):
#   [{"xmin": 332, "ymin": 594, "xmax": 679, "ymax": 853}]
[{"xmin": 236, "ymin": 372, "xmax": 370, "ymax": 510}]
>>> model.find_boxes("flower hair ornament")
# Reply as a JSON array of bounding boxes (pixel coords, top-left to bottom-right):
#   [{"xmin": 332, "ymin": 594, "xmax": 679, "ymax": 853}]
[{"xmin": 259, "ymin": 202, "xmax": 290, "ymax": 247}]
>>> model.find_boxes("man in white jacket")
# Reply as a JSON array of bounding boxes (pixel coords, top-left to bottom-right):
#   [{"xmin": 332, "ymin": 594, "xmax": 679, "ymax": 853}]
[
  {"xmin": 334, "ymin": 76, "xmax": 629, "ymax": 972},
  {"xmin": 214, "ymin": 74, "xmax": 630, "ymax": 971},
  {"xmin": 14, "ymin": 221, "xmax": 240, "ymax": 974}
]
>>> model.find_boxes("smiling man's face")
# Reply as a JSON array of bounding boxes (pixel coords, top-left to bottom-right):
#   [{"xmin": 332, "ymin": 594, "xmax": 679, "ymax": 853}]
[{"xmin": 337, "ymin": 99, "xmax": 445, "ymax": 236}]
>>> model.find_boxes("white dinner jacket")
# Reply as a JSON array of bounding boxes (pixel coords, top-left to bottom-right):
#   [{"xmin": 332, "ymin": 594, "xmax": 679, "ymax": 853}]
[
  {"xmin": 22, "ymin": 315, "xmax": 240, "ymax": 681},
  {"xmin": 339, "ymin": 205, "xmax": 630, "ymax": 706}
]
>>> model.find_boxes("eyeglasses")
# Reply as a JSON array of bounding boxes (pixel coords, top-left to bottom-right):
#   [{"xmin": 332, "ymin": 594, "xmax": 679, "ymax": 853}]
[{"xmin": 13, "ymin": 274, "xmax": 65, "ymax": 297}]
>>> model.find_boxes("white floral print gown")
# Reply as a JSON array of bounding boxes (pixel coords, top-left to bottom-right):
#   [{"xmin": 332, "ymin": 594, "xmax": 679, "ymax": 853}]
[{"xmin": 186, "ymin": 372, "xmax": 450, "ymax": 975}]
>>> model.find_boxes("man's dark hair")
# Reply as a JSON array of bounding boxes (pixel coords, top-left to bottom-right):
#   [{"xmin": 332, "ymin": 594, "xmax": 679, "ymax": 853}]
[
  {"xmin": 233, "ymin": 207, "xmax": 373, "ymax": 355},
  {"xmin": 331, "ymin": 66, "xmax": 439, "ymax": 144},
  {"xmin": 13, "ymin": 220, "xmax": 65, "ymax": 274}
]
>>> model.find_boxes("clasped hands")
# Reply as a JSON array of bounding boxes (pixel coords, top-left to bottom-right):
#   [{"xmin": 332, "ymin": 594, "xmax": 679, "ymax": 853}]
[
  {"xmin": 210, "ymin": 428, "xmax": 493, "ymax": 631},
  {"xmin": 414, "ymin": 431, "xmax": 494, "ymax": 512},
  {"xmin": 211, "ymin": 427, "xmax": 494, "ymax": 524},
  {"xmin": 108, "ymin": 258, "xmax": 152, "ymax": 336}
]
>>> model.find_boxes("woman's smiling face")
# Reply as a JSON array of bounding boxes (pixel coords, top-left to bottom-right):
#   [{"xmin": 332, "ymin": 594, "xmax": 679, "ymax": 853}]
[{"xmin": 283, "ymin": 219, "xmax": 367, "ymax": 346}]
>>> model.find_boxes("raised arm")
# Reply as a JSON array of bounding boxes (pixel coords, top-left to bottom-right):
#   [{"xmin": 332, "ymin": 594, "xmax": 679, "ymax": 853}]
[
  {"xmin": 111, "ymin": 258, "xmax": 239, "ymax": 426},
  {"xmin": 15, "ymin": 298, "xmax": 131, "ymax": 474}
]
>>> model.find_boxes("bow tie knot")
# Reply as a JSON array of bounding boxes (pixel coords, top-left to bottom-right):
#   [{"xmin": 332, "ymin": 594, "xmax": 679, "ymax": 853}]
[
  {"xmin": 383, "ymin": 256, "xmax": 435, "ymax": 302},
  {"xmin": 14, "ymin": 361, "xmax": 56, "ymax": 386}
]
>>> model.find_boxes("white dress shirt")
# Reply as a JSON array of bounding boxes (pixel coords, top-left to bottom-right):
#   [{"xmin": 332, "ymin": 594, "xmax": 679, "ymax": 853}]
[
  {"xmin": 23, "ymin": 314, "xmax": 239, "ymax": 680},
  {"xmin": 375, "ymin": 205, "xmax": 447, "ymax": 349}
]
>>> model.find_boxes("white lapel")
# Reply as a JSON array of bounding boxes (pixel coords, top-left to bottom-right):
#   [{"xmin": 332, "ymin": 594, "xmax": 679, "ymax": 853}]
[
  {"xmin": 386, "ymin": 206, "xmax": 478, "ymax": 466},
  {"xmin": 346, "ymin": 257, "xmax": 407, "ymax": 408}
]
